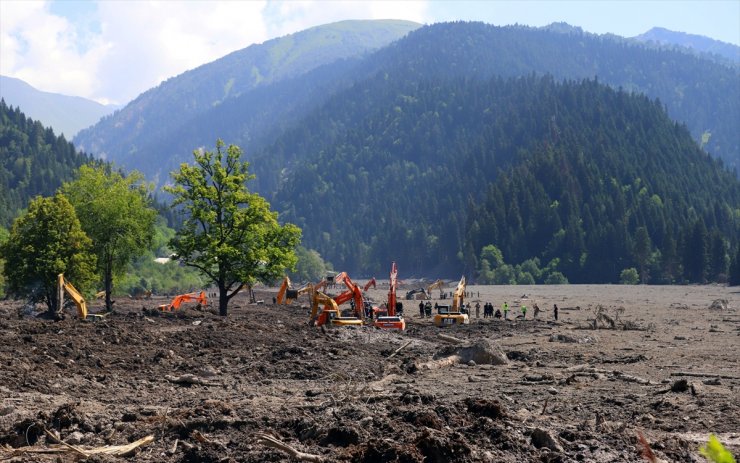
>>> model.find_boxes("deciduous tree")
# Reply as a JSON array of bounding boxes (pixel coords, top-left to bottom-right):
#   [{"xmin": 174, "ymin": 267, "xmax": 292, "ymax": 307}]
[
  {"xmin": 165, "ymin": 140, "xmax": 301, "ymax": 316},
  {"xmin": 1, "ymin": 194, "xmax": 96, "ymax": 313},
  {"xmin": 63, "ymin": 165, "xmax": 157, "ymax": 311}
]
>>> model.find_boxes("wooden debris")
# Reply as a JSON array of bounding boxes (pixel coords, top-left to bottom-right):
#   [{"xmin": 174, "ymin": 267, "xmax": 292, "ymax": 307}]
[
  {"xmin": 387, "ymin": 340, "xmax": 412, "ymax": 359},
  {"xmin": 437, "ymin": 334, "xmax": 464, "ymax": 344},
  {"xmin": 164, "ymin": 373, "xmax": 221, "ymax": 386},
  {"xmin": 257, "ymin": 432, "xmax": 324, "ymax": 462},
  {"xmin": 0, "ymin": 428, "xmax": 154, "ymax": 458},
  {"xmin": 670, "ymin": 371, "xmax": 740, "ymax": 380}
]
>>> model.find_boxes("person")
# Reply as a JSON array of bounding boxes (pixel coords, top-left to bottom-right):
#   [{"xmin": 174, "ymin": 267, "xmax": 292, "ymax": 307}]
[
  {"xmin": 494, "ymin": 308, "xmax": 502, "ymax": 319},
  {"xmin": 475, "ymin": 302, "xmax": 480, "ymax": 319},
  {"xmin": 503, "ymin": 301, "xmax": 509, "ymax": 320},
  {"xmin": 396, "ymin": 301, "xmax": 403, "ymax": 315},
  {"xmin": 533, "ymin": 303, "xmax": 541, "ymax": 319},
  {"xmin": 553, "ymin": 303, "xmax": 559, "ymax": 321},
  {"xmin": 521, "ymin": 304, "xmax": 527, "ymax": 319},
  {"xmin": 425, "ymin": 301, "xmax": 432, "ymax": 318},
  {"xmin": 419, "ymin": 301, "xmax": 425, "ymax": 318}
]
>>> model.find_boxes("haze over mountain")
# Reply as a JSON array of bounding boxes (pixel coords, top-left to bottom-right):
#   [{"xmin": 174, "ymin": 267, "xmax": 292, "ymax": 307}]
[
  {"xmin": 73, "ymin": 19, "xmax": 420, "ymax": 183},
  {"xmin": 0, "ymin": 76, "xmax": 116, "ymax": 138},
  {"xmin": 633, "ymin": 27, "xmax": 740, "ymax": 65},
  {"xmin": 74, "ymin": 21, "xmax": 740, "ymax": 188}
]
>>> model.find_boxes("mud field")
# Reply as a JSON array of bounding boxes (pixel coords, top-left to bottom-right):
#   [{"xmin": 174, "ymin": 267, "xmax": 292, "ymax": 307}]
[{"xmin": 0, "ymin": 284, "xmax": 738, "ymax": 462}]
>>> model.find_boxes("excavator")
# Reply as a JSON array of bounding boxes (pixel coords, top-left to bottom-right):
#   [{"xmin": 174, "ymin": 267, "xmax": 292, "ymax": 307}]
[
  {"xmin": 57, "ymin": 273, "xmax": 89, "ymax": 319},
  {"xmin": 158, "ymin": 291, "xmax": 207, "ymax": 312},
  {"xmin": 277, "ymin": 276, "xmax": 328, "ymax": 305},
  {"xmin": 427, "ymin": 279, "xmax": 446, "ymax": 299},
  {"xmin": 405, "ymin": 288, "xmax": 428, "ymax": 300},
  {"xmin": 309, "ymin": 289, "xmax": 363, "ymax": 327},
  {"xmin": 363, "ymin": 277, "xmax": 376, "ymax": 292},
  {"xmin": 373, "ymin": 262, "xmax": 406, "ymax": 330},
  {"xmin": 433, "ymin": 275, "xmax": 469, "ymax": 326}
]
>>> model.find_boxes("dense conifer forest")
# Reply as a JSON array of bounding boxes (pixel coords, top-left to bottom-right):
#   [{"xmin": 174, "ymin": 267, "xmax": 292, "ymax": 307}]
[
  {"xmin": 267, "ymin": 75, "xmax": 740, "ymax": 283},
  {"xmin": 0, "ymin": 100, "xmax": 94, "ymax": 227}
]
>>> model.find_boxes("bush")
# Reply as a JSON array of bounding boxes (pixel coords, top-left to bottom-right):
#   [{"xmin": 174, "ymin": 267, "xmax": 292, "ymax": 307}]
[{"xmin": 620, "ymin": 268, "xmax": 639, "ymax": 284}]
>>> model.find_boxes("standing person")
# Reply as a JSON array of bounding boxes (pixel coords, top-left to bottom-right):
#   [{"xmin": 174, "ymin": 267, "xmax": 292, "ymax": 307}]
[
  {"xmin": 475, "ymin": 302, "xmax": 481, "ymax": 319},
  {"xmin": 419, "ymin": 301, "xmax": 425, "ymax": 318},
  {"xmin": 533, "ymin": 303, "xmax": 541, "ymax": 319},
  {"xmin": 553, "ymin": 304, "xmax": 559, "ymax": 321},
  {"xmin": 503, "ymin": 301, "xmax": 509, "ymax": 320},
  {"xmin": 521, "ymin": 304, "xmax": 527, "ymax": 319}
]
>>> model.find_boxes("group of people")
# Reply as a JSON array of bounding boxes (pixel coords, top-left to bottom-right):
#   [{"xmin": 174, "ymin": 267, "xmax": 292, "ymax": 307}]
[{"xmin": 472, "ymin": 301, "xmax": 559, "ymax": 321}]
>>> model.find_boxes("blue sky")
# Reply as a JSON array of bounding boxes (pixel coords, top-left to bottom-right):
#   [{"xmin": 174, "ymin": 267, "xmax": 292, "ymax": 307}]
[{"xmin": 1, "ymin": 0, "xmax": 738, "ymax": 105}]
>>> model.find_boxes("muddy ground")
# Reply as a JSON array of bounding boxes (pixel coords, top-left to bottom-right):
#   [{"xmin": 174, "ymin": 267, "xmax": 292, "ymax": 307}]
[{"xmin": 0, "ymin": 284, "xmax": 738, "ymax": 462}]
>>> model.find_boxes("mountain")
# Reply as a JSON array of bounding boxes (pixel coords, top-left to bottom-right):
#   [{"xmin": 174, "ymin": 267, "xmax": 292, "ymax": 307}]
[
  {"xmin": 73, "ymin": 19, "xmax": 421, "ymax": 183},
  {"xmin": 75, "ymin": 21, "xmax": 740, "ymax": 187},
  {"xmin": 633, "ymin": 27, "xmax": 740, "ymax": 65},
  {"xmin": 0, "ymin": 99, "xmax": 95, "ymax": 227},
  {"xmin": 265, "ymin": 74, "xmax": 740, "ymax": 282},
  {"xmin": 0, "ymin": 76, "xmax": 115, "ymax": 138}
]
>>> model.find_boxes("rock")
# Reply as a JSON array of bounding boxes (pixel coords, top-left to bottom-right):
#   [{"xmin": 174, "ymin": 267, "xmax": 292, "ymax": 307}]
[
  {"xmin": 65, "ymin": 431, "xmax": 85, "ymax": 445},
  {"xmin": 531, "ymin": 428, "xmax": 564, "ymax": 452},
  {"xmin": 670, "ymin": 379, "xmax": 689, "ymax": 393},
  {"xmin": 702, "ymin": 377, "xmax": 721, "ymax": 386},
  {"xmin": 708, "ymin": 299, "xmax": 728, "ymax": 310},
  {"xmin": 548, "ymin": 387, "xmax": 558, "ymax": 395}
]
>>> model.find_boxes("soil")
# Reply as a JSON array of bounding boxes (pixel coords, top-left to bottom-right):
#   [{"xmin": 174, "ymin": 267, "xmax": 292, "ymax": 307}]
[{"xmin": 0, "ymin": 283, "xmax": 738, "ymax": 462}]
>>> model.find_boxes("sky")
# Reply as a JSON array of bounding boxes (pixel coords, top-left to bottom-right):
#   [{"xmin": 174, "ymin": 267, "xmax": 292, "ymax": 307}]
[{"xmin": 1, "ymin": 0, "xmax": 738, "ymax": 106}]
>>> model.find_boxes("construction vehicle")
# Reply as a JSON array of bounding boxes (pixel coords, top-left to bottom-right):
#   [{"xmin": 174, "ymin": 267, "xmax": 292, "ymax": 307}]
[
  {"xmin": 427, "ymin": 279, "xmax": 445, "ymax": 298},
  {"xmin": 405, "ymin": 288, "xmax": 428, "ymax": 300},
  {"xmin": 363, "ymin": 277, "xmax": 376, "ymax": 292},
  {"xmin": 333, "ymin": 272, "xmax": 366, "ymax": 320},
  {"xmin": 433, "ymin": 275, "xmax": 469, "ymax": 326},
  {"xmin": 309, "ymin": 290, "xmax": 363, "ymax": 327},
  {"xmin": 276, "ymin": 276, "xmax": 294, "ymax": 304},
  {"xmin": 57, "ymin": 274, "xmax": 89, "ymax": 319},
  {"xmin": 374, "ymin": 262, "xmax": 405, "ymax": 330},
  {"xmin": 158, "ymin": 291, "xmax": 207, "ymax": 312}
]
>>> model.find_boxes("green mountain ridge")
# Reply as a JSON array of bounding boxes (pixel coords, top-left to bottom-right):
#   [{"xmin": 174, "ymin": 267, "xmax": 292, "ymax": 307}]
[
  {"xmin": 0, "ymin": 76, "xmax": 115, "ymax": 138},
  {"xmin": 73, "ymin": 19, "xmax": 421, "ymax": 180},
  {"xmin": 75, "ymin": 21, "xmax": 740, "ymax": 187},
  {"xmin": 264, "ymin": 74, "xmax": 739, "ymax": 282}
]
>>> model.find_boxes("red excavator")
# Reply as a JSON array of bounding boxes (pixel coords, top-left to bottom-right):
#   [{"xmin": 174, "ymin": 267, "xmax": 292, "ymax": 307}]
[
  {"xmin": 374, "ymin": 262, "xmax": 406, "ymax": 330},
  {"xmin": 158, "ymin": 291, "xmax": 207, "ymax": 312},
  {"xmin": 363, "ymin": 277, "xmax": 376, "ymax": 292},
  {"xmin": 333, "ymin": 272, "xmax": 366, "ymax": 320}
]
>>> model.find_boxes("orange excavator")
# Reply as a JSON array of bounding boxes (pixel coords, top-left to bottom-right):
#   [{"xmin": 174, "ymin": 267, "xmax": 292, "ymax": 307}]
[
  {"xmin": 158, "ymin": 291, "xmax": 207, "ymax": 312},
  {"xmin": 374, "ymin": 262, "xmax": 406, "ymax": 330},
  {"xmin": 333, "ymin": 272, "xmax": 366, "ymax": 320},
  {"xmin": 309, "ymin": 286, "xmax": 363, "ymax": 327},
  {"xmin": 363, "ymin": 277, "xmax": 376, "ymax": 292}
]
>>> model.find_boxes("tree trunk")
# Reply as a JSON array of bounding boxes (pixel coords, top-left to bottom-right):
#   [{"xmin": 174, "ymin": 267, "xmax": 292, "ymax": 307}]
[
  {"xmin": 218, "ymin": 283, "xmax": 229, "ymax": 316},
  {"xmin": 105, "ymin": 262, "xmax": 113, "ymax": 312}
]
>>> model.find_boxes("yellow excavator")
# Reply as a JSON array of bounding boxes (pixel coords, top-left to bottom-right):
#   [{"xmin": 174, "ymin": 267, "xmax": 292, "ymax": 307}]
[
  {"xmin": 277, "ymin": 276, "xmax": 328, "ymax": 305},
  {"xmin": 57, "ymin": 273, "xmax": 98, "ymax": 320},
  {"xmin": 309, "ymin": 290, "xmax": 363, "ymax": 327},
  {"xmin": 433, "ymin": 275, "xmax": 469, "ymax": 326},
  {"xmin": 427, "ymin": 279, "xmax": 445, "ymax": 298}
]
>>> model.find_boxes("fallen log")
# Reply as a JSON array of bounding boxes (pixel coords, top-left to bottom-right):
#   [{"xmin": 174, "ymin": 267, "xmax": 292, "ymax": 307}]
[
  {"xmin": 437, "ymin": 334, "xmax": 464, "ymax": 344},
  {"xmin": 164, "ymin": 374, "xmax": 221, "ymax": 386},
  {"xmin": 257, "ymin": 433, "xmax": 324, "ymax": 462},
  {"xmin": 670, "ymin": 371, "xmax": 740, "ymax": 380}
]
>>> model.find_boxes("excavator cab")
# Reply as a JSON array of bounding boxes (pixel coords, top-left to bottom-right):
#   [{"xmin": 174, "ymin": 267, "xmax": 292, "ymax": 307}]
[{"xmin": 433, "ymin": 275, "xmax": 469, "ymax": 327}]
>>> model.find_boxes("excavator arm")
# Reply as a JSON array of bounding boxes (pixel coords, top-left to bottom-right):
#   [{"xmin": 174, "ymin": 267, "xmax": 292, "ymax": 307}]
[
  {"xmin": 363, "ymin": 277, "xmax": 376, "ymax": 292},
  {"xmin": 276, "ymin": 276, "xmax": 291, "ymax": 304},
  {"xmin": 388, "ymin": 262, "xmax": 398, "ymax": 316},
  {"xmin": 159, "ymin": 291, "xmax": 207, "ymax": 312},
  {"xmin": 451, "ymin": 275, "xmax": 466, "ymax": 312},
  {"xmin": 58, "ymin": 274, "xmax": 88, "ymax": 319}
]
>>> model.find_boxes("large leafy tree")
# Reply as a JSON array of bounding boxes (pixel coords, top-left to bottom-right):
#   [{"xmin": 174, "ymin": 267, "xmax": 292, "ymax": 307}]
[
  {"xmin": 62, "ymin": 165, "xmax": 157, "ymax": 311},
  {"xmin": 166, "ymin": 140, "xmax": 301, "ymax": 316},
  {"xmin": 1, "ymin": 194, "xmax": 96, "ymax": 313}
]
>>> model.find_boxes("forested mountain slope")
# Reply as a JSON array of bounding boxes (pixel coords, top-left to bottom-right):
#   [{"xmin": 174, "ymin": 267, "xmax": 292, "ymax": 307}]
[
  {"xmin": 0, "ymin": 76, "xmax": 115, "ymax": 138},
  {"xmin": 76, "ymin": 21, "xmax": 740, "ymax": 186},
  {"xmin": 0, "ymin": 100, "xmax": 95, "ymax": 227},
  {"xmin": 266, "ymin": 75, "xmax": 740, "ymax": 282},
  {"xmin": 633, "ymin": 27, "xmax": 740, "ymax": 65},
  {"xmin": 73, "ymin": 20, "xmax": 420, "ymax": 183}
]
